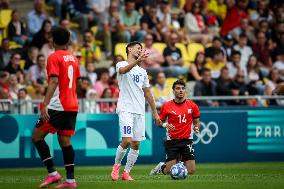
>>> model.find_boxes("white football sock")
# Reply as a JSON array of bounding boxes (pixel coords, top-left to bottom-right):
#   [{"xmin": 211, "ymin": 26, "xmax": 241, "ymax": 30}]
[
  {"xmin": 114, "ymin": 145, "xmax": 127, "ymax": 166},
  {"xmin": 124, "ymin": 149, "xmax": 139, "ymax": 173},
  {"xmin": 66, "ymin": 179, "xmax": 75, "ymax": 183},
  {"xmin": 48, "ymin": 171, "xmax": 58, "ymax": 176}
]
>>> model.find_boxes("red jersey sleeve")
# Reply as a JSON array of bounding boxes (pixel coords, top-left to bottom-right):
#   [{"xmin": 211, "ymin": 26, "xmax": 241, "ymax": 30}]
[
  {"xmin": 192, "ymin": 102, "xmax": 200, "ymax": 119},
  {"xmin": 159, "ymin": 103, "xmax": 167, "ymax": 121},
  {"xmin": 47, "ymin": 54, "xmax": 59, "ymax": 77}
]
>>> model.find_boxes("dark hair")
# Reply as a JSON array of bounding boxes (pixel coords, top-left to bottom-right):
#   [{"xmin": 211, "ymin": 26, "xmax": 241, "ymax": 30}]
[
  {"xmin": 231, "ymin": 50, "xmax": 241, "ymax": 57},
  {"xmin": 101, "ymin": 88, "xmax": 113, "ymax": 98},
  {"xmin": 52, "ymin": 27, "xmax": 70, "ymax": 46},
  {"xmin": 212, "ymin": 48, "xmax": 223, "ymax": 56},
  {"xmin": 201, "ymin": 68, "xmax": 211, "ymax": 75},
  {"xmin": 194, "ymin": 51, "xmax": 205, "ymax": 66},
  {"xmin": 125, "ymin": 0, "xmax": 135, "ymax": 4},
  {"xmin": 40, "ymin": 19, "xmax": 52, "ymax": 33},
  {"xmin": 37, "ymin": 54, "xmax": 45, "ymax": 61},
  {"xmin": 126, "ymin": 41, "xmax": 142, "ymax": 56},
  {"xmin": 19, "ymin": 88, "xmax": 28, "ymax": 94},
  {"xmin": 239, "ymin": 33, "xmax": 247, "ymax": 38},
  {"xmin": 172, "ymin": 79, "xmax": 186, "ymax": 90},
  {"xmin": 83, "ymin": 29, "xmax": 94, "ymax": 36}
]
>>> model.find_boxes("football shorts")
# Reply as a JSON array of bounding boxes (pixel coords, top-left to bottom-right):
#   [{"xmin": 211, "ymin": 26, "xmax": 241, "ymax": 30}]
[{"xmin": 165, "ymin": 139, "xmax": 195, "ymax": 162}]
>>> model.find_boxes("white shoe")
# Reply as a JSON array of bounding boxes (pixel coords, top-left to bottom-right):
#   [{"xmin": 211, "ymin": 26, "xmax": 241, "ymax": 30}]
[{"xmin": 150, "ymin": 162, "xmax": 165, "ymax": 175}]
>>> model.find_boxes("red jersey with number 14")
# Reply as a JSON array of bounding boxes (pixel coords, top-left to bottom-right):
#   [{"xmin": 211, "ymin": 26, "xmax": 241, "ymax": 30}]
[
  {"xmin": 47, "ymin": 50, "xmax": 80, "ymax": 111},
  {"xmin": 159, "ymin": 100, "xmax": 200, "ymax": 140}
]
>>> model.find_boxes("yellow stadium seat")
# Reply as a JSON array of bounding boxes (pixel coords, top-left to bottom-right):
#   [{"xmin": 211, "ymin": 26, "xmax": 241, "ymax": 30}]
[
  {"xmin": 114, "ymin": 43, "xmax": 128, "ymax": 60},
  {"xmin": 165, "ymin": 77, "xmax": 178, "ymax": 87},
  {"xmin": 0, "ymin": 9, "xmax": 12, "ymax": 29},
  {"xmin": 176, "ymin": 43, "xmax": 190, "ymax": 64},
  {"xmin": 9, "ymin": 41, "xmax": 22, "ymax": 49},
  {"xmin": 152, "ymin": 42, "xmax": 166, "ymax": 55},
  {"xmin": 187, "ymin": 43, "xmax": 205, "ymax": 62}
]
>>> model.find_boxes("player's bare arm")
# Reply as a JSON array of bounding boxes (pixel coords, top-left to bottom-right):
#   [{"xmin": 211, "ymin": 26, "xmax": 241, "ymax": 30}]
[
  {"xmin": 193, "ymin": 118, "xmax": 200, "ymax": 133},
  {"xmin": 119, "ymin": 49, "xmax": 149, "ymax": 74},
  {"xmin": 143, "ymin": 87, "xmax": 160, "ymax": 125},
  {"xmin": 41, "ymin": 76, "xmax": 58, "ymax": 122}
]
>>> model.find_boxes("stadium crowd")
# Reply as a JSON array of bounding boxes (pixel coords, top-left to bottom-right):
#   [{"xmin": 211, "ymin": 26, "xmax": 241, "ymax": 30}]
[{"xmin": 0, "ymin": 0, "xmax": 284, "ymax": 112}]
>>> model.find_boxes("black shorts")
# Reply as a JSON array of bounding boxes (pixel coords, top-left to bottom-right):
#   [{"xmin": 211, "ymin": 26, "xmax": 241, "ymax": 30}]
[
  {"xmin": 35, "ymin": 109, "xmax": 77, "ymax": 136},
  {"xmin": 165, "ymin": 139, "xmax": 195, "ymax": 162}
]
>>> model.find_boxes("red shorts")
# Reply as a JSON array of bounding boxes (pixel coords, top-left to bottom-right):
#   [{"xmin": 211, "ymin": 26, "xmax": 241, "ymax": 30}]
[{"xmin": 35, "ymin": 109, "xmax": 77, "ymax": 136}]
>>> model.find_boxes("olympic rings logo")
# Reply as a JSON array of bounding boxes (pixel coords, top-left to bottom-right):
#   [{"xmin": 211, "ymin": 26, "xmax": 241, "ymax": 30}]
[{"xmin": 193, "ymin": 121, "xmax": 218, "ymax": 144}]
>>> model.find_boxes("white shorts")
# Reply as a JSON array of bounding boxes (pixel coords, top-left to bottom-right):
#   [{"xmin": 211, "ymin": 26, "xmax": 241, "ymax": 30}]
[{"xmin": 118, "ymin": 111, "xmax": 145, "ymax": 141}]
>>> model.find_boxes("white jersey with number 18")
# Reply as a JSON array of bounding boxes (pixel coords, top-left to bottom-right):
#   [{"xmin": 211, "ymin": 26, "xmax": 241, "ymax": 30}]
[{"xmin": 116, "ymin": 61, "xmax": 150, "ymax": 115}]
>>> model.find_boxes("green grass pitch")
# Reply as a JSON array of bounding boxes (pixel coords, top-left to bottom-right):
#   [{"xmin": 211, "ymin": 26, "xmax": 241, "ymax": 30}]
[{"xmin": 0, "ymin": 162, "xmax": 284, "ymax": 189}]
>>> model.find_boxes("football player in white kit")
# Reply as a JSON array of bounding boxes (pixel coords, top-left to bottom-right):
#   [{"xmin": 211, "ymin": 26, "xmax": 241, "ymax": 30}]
[{"xmin": 111, "ymin": 41, "xmax": 160, "ymax": 181}]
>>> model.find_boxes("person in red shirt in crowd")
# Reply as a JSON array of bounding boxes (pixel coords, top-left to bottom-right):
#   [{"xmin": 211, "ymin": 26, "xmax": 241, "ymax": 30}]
[
  {"xmin": 220, "ymin": 0, "xmax": 248, "ymax": 37},
  {"xmin": 150, "ymin": 79, "xmax": 201, "ymax": 175},
  {"xmin": 31, "ymin": 28, "xmax": 80, "ymax": 188}
]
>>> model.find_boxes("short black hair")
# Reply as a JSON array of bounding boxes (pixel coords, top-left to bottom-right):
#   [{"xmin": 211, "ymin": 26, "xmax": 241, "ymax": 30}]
[
  {"xmin": 52, "ymin": 27, "xmax": 70, "ymax": 46},
  {"xmin": 126, "ymin": 41, "xmax": 142, "ymax": 56},
  {"xmin": 201, "ymin": 68, "xmax": 211, "ymax": 75},
  {"xmin": 172, "ymin": 79, "xmax": 186, "ymax": 90},
  {"xmin": 231, "ymin": 50, "xmax": 241, "ymax": 57},
  {"xmin": 19, "ymin": 88, "xmax": 28, "ymax": 94}
]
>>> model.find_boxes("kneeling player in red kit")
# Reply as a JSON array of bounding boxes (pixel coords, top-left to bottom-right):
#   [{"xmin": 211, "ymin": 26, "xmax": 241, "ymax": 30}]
[{"xmin": 150, "ymin": 79, "xmax": 200, "ymax": 175}]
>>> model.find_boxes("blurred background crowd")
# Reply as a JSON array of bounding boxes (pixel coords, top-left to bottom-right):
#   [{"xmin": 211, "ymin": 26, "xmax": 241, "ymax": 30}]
[{"xmin": 0, "ymin": 0, "xmax": 284, "ymax": 112}]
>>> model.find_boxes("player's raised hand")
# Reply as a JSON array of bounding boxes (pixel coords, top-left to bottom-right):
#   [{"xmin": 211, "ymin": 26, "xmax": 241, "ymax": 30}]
[
  {"xmin": 137, "ymin": 48, "xmax": 149, "ymax": 63},
  {"xmin": 40, "ymin": 105, "xmax": 50, "ymax": 122},
  {"xmin": 166, "ymin": 124, "xmax": 175, "ymax": 131}
]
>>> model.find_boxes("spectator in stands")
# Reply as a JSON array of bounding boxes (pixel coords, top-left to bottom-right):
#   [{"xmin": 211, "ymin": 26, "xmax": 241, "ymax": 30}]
[
  {"xmin": 141, "ymin": 33, "xmax": 164, "ymax": 76},
  {"xmin": 188, "ymin": 52, "xmax": 206, "ymax": 81},
  {"xmin": 78, "ymin": 29, "xmax": 100, "ymax": 66},
  {"xmin": 80, "ymin": 62, "xmax": 97, "ymax": 86},
  {"xmin": 205, "ymin": 36, "xmax": 223, "ymax": 59},
  {"xmin": 140, "ymin": 5, "xmax": 162, "ymax": 41},
  {"xmin": 119, "ymin": 0, "xmax": 145, "ymax": 42},
  {"xmin": 157, "ymin": 0, "xmax": 171, "ymax": 36},
  {"xmin": 7, "ymin": 9, "xmax": 29, "ymax": 46},
  {"xmin": 30, "ymin": 19, "xmax": 52, "ymax": 49},
  {"xmin": 250, "ymin": 0, "xmax": 273, "ymax": 26},
  {"xmin": 0, "ymin": 38, "xmax": 13, "ymax": 70},
  {"xmin": 272, "ymin": 50, "xmax": 284, "ymax": 81},
  {"xmin": 222, "ymin": 34, "xmax": 235, "ymax": 61},
  {"xmin": 59, "ymin": 19, "xmax": 78, "ymax": 46},
  {"xmin": 98, "ymin": 88, "xmax": 116, "ymax": 113},
  {"xmin": 3, "ymin": 52, "xmax": 22, "ymax": 75},
  {"xmin": 0, "ymin": 0, "xmax": 10, "ymax": 9},
  {"xmin": 17, "ymin": 88, "xmax": 33, "ymax": 114},
  {"xmin": 252, "ymin": 31, "xmax": 272, "ymax": 76},
  {"xmin": 184, "ymin": 2, "xmax": 213, "ymax": 45},
  {"xmin": 204, "ymin": 48, "xmax": 226, "ymax": 79},
  {"xmin": 109, "ymin": 74, "xmax": 119, "ymax": 99},
  {"xmin": 39, "ymin": 34, "xmax": 54, "ymax": 59},
  {"xmin": 233, "ymin": 33, "xmax": 253, "ymax": 67},
  {"xmin": 194, "ymin": 68, "xmax": 218, "ymax": 107},
  {"xmin": 152, "ymin": 71, "xmax": 172, "ymax": 108},
  {"xmin": 229, "ymin": 18, "xmax": 255, "ymax": 43},
  {"xmin": 24, "ymin": 46, "xmax": 39, "ymax": 71},
  {"xmin": 85, "ymin": 88, "xmax": 100, "ymax": 113},
  {"xmin": 77, "ymin": 76, "xmax": 91, "ymax": 98},
  {"xmin": 265, "ymin": 68, "xmax": 283, "ymax": 96},
  {"xmin": 28, "ymin": 54, "xmax": 47, "ymax": 96},
  {"xmin": 26, "ymin": 0, "xmax": 48, "ymax": 36},
  {"xmin": 258, "ymin": 20, "xmax": 271, "ymax": 39},
  {"xmin": 162, "ymin": 32, "xmax": 188, "ymax": 77},
  {"xmin": 94, "ymin": 69, "xmax": 110, "ymax": 98},
  {"xmin": 95, "ymin": 1, "xmax": 123, "ymax": 58},
  {"xmin": 220, "ymin": 0, "xmax": 248, "ymax": 37},
  {"xmin": 227, "ymin": 51, "xmax": 246, "ymax": 79},
  {"xmin": 216, "ymin": 66, "xmax": 232, "ymax": 99},
  {"xmin": 0, "ymin": 71, "xmax": 9, "ymax": 101},
  {"xmin": 246, "ymin": 55, "xmax": 265, "ymax": 95},
  {"xmin": 207, "ymin": 0, "xmax": 227, "ymax": 21},
  {"xmin": 88, "ymin": 0, "xmax": 110, "ymax": 25},
  {"xmin": 228, "ymin": 70, "xmax": 248, "ymax": 105},
  {"xmin": 8, "ymin": 74, "xmax": 24, "ymax": 99},
  {"xmin": 63, "ymin": 0, "xmax": 94, "ymax": 32}
]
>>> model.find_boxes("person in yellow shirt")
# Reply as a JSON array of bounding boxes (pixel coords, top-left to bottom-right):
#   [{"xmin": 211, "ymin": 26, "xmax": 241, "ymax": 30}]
[
  {"xmin": 207, "ymin": 0, "xmax": 227, "ymax": 20},
  {"xmin": 205, "ymin": 48, "xmax": 226, "ymax": 79},
  {"xmin": 152, "ymin": 72, "xmax": 172, "ymax": 108}
]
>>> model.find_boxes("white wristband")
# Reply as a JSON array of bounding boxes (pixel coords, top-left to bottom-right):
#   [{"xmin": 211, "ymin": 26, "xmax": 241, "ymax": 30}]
[{"xmin": 162, "ymin": 123, "xmax": 167, "ymax": 128}]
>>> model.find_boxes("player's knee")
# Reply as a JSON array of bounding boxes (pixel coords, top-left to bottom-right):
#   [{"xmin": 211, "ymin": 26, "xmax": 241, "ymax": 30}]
[
  {"xmin": 58, "ymin": 135, "xmax": 71, "ymax": 147},
  {"xmin": 131, "ymin": 141, "xmax": 140, "ymax": 150},
  {"xmin": 121, "ymin": 138, "xmax": 132, "ymax": 148},
  {"xmin": 31, "ymin": 131, "xmax": 44, "ymax": 143}
]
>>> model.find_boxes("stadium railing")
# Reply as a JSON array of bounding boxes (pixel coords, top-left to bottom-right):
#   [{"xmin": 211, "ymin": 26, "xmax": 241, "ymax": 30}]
[{"xmin": 1, "ymin": 95, "xmax": 284, "ymax": 114}]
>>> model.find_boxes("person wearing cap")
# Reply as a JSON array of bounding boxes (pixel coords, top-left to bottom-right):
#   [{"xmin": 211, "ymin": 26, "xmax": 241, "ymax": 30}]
[{"xmin": 222, "ymin": 34, "xmax": 235, "ymax": 61}]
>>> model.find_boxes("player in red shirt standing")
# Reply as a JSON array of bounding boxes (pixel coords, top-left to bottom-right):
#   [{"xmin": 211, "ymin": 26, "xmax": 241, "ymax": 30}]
[
  {"xmin": 32, "ymin": 28, "xmax": 80, "ymax": 188},
  {"xmin": 150, "ymin": 79, "xmax": 201, "ymax": 175}
]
